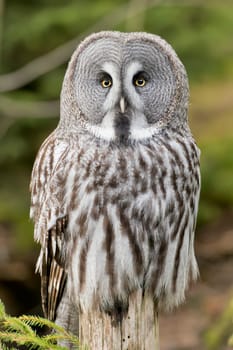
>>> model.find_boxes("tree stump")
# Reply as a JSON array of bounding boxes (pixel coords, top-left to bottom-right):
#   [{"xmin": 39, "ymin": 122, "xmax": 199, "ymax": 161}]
[{"xmin": 79, "ymin": 291, "xmax": 159, "ymax": 350}]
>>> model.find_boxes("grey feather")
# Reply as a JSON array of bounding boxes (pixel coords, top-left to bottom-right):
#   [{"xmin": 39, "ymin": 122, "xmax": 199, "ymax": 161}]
[{"xmin": 30, "ymin": 31, "xmax": 200, "ymax": 339}]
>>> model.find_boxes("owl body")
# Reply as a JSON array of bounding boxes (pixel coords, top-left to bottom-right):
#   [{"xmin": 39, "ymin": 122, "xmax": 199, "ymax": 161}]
[{"xmin": 30, "ymin": 31, "xmax": 200, "ymax": 326}]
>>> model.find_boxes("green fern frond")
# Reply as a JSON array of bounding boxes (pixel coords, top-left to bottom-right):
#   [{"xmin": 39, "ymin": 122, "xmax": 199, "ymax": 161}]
[
  {"xmin": 3, "ymin": 316, "xmax": 35, "ymax": 335},
  {"xmin": 19, "ymin": 315, "xmax": 62, "ymax": 332},
  {"xmin": 1, "ymin": 342, "xmax": 15, "ymax": 350},
  {"xmin": 0, "ymin": 327, "xmax": 80, "ymax": 349},
  {"xmin": 19, "ymin": 315, "xmax": 81, "ymax": 347},
  {"xmin": 0, "ymin": 331, "xmax": 18, "ymax": 343},
  {"xmin": 44, "ymin": 333, "xmax": 80, "ymax": 345},
  {"xmin": 0, "ymin": 331, "xmax": 52, "ymax": 348},
  {"xmin": 20, "ymin": 315, "xmax": 82, "ymax": 347},
  {"xmin": 19, "ymin": 315, "xmax": 68, "ymax": 334},
  {"xmin": 0, "ymin": 299, "xmax": 87, "ymax": 350}
]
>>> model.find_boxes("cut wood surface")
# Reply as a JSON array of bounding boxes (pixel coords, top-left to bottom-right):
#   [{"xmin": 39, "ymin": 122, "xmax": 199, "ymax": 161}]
[{"xmin": 79, "ymin": 291, "xmax": 159, "ymax": 350}]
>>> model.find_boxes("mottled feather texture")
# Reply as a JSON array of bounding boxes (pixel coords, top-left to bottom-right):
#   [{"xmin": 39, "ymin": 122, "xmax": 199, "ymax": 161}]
[{"xmin": 30, "ymin": 31, "xmax": 200, "ymax": 328}]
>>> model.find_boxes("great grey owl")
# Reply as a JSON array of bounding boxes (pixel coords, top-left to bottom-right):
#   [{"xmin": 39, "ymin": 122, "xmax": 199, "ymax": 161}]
[{"xmin": 30, "ymin": 31, "xmax": 200, "ymax": 335}]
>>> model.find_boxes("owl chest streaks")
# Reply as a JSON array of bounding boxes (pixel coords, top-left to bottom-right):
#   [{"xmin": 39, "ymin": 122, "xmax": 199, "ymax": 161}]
[
  {"xmin": 30, "ymin": 31, "xmax": 201, "ymax": 333},
  {"xmin": 63, "ymin": 130, "xmax": 200, "ymax": 312}
]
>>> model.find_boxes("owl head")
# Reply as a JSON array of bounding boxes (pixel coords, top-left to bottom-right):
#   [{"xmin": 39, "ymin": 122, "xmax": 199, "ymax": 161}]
[{"xmin": 59, "ymin": 31, "xmax": 189, "ymax": 142}]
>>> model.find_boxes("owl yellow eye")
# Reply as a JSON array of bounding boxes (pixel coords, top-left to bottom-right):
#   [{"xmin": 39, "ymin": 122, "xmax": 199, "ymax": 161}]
[
  {"xmin": 101, "ymin": 79, "xmax": 112, "ymax": 88},
  {"xmin": 134, "ymin": 77, "xmax": 146, "ymax": 87}
]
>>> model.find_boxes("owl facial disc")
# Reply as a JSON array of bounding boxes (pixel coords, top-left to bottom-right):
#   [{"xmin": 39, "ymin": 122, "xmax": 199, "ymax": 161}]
[{"xmin": 60, "ymin": 31, "xmax": 189, "ymax": 142}]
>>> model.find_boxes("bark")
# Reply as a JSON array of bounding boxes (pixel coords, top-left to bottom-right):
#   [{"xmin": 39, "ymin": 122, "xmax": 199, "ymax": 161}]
[{"xmin": 78, "ymin": 292, "xmax": 159, "ymax": 350}]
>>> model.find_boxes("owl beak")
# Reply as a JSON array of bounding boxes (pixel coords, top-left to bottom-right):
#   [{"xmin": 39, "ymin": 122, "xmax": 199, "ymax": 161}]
[{"xmin": 119, "ymin": 97, "xmax": 126, "ymax": 114}]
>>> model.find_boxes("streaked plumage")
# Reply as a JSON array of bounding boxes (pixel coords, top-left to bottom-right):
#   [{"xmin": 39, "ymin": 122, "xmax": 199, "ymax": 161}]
[{"xmin": 30, "ymin": 31, "xmax": 200, "ymax": 334}]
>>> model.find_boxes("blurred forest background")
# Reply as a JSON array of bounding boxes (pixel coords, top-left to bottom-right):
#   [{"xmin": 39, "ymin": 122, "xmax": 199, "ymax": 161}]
[{"xmin": 0, "ymin": 0, "xmax": 233, "ymax": 349}]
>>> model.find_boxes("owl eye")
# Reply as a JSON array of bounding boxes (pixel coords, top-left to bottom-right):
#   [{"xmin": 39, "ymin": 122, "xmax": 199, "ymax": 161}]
[
  {"xmin": 101, "ymin": 78, "xmax": 112, "ymax": 88},
  {"xmin": 133, "ymin": 74, "xmax": 147, "ymax": 87}
]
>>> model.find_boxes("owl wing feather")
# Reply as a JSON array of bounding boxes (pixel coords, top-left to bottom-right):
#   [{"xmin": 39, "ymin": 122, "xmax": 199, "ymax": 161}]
[
  {"xmin": 30, "ymin": 131, "xmax": 71, "ymax": 320},
  {"xmin": 41, "ymin": 216, "xmax": 68, "ymax": 320}
]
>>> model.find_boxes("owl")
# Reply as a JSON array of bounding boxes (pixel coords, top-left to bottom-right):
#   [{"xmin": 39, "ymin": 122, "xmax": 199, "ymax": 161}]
[{"xmin": 30, "ymin": 31, "xmax": 200, "ymax": 335}]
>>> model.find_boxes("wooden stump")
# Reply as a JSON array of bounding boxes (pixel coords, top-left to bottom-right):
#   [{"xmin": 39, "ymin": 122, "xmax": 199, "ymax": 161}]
[{"xmin": 79, "ymin": 292, "xmax": 159, "ymax": 350}]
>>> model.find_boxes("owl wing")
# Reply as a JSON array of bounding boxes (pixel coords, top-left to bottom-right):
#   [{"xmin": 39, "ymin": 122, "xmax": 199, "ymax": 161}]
[
  {"xmin": 30, "ymin": 131, "xmax": 71, "ymax": 320},
  {"xmin": 40, "ymin": 216, "xmax": 68, "ymax": 320}
]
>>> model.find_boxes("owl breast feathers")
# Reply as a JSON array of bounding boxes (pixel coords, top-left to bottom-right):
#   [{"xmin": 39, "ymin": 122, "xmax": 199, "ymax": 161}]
[{"xmin": 30, "ymin": 31, "xmax": 200, "ymax": 322}]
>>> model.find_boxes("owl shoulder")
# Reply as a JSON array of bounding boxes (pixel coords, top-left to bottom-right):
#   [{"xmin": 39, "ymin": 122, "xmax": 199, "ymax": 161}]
[{"xmin": 30, "ymin": 130, "xmax": 71, "ymax": 222}]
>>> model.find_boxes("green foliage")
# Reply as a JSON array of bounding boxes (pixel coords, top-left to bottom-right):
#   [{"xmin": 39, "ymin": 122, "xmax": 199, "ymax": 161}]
[
  {"xmin": 4, "ymin": 1, "xmax": 120, "ymax": 70},
  {"xmin": 144, "ymin": 5, "xmax": 232, "ymax": 80},
  {"xmin": 0, "ymin": 299, "xmax": 86, "ymax": 350},
  {"xmin": 198, "ymin": 137, "xmax": 233, "ymax": 226},
  {"xmin": 0, "ymin": 117, "xmax": 57, "ymax": 253},
  {"xmin": 3, "ymin": 1, "xmax": 233, "ymax": 80},
  {"xmin": 204, "ymin": 296, "xmax": 233, "ymax": 350},
  {"xmin": 0, "ymin": 1, "xmax": 233, "ymax": 248}
]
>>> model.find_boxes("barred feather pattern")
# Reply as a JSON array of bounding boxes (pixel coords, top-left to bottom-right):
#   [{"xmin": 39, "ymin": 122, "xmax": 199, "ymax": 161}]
[
  {"xmin": 30, "ymin": 32, "xmax": 201, "ymax": 327},
  {"xmin": 30, "ymin": 126, "xmax": 200, "ymax": 319}
]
